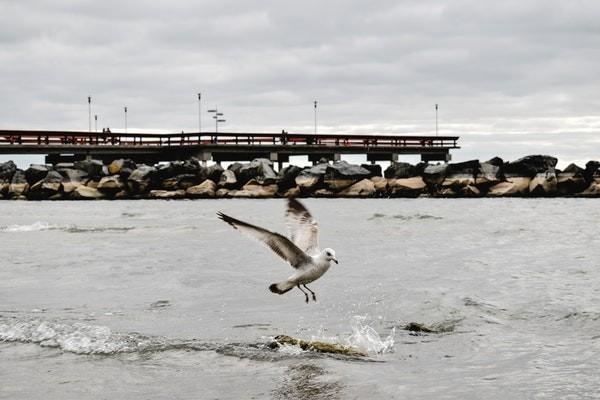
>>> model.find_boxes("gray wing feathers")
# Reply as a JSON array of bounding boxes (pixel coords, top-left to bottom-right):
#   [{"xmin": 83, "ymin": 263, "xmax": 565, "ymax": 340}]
[
  {"xmin": 285, "ymin": 198, "xmax": 320, "ymax": 255},
  {"xmin": 217, "ymin": 211, "xmax": 310, "ymax": 268}
]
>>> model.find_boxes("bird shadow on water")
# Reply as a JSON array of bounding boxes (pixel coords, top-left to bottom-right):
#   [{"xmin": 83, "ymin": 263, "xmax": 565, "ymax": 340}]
[{"xmin": 271, "ymin": 363, "xmax": 344, "ymax": 400}]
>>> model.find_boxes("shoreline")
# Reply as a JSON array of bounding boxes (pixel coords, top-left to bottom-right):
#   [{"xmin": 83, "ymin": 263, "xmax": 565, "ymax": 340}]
[{"xmin": 1, "ymin": 155, "xmax": 599, "ymax": 200}]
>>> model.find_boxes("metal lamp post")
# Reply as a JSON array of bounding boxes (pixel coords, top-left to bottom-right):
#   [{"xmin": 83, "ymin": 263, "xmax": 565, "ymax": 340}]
[
  {"xmin": 197, "ymin": 93, "xmax": 202, "ymax": 133},
  {"xmin": 94, "ymin": 115, "xmax": 98, "ymax": 132},
  {"xmin": 207, "ymin": 108, "xmax": 225, "ymax": 133},
  {"xmin": 314, "ymin": 100, "xmax": 318, "ymax": 134},
  {"xmin": 88, "ymin": 96, "xmax": 92, "ymax": 132},
  {"xmin": 124, "ymin": 106, "xmax": 128, "ymax": 133},
  {"xmin": 435, "ymin": 104, "xmax": 438, "ymax": 136}
]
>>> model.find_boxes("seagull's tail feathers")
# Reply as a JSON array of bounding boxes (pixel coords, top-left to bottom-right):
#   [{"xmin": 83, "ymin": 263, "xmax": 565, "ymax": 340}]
[{"xmin": 269, "ymin": 280, "xmax": 295, "ymax": 295}]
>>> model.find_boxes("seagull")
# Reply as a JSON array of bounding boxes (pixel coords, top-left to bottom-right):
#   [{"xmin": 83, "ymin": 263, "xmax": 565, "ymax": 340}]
[{"xmin": 217, "ymin": 198, "xmax": 338, "ymax": 303}]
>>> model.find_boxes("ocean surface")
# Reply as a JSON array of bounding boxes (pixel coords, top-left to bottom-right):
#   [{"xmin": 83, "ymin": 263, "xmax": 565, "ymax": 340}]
[{"xmin": 0, "ymin": 199, "xmax": 599, "ymax": 399}]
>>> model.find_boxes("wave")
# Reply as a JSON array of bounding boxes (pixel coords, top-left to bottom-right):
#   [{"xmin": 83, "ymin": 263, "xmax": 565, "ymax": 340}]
[
  {"xmin": 368, "ymin": 213, "xmax": 442, "ymax": 221},
  {"xmin": 0, "ymin": 316, "xmax": 381, "ymax": 361},
  {"xmin": 0, "ymin": 222, "xmax": 134, "ymax": 233}
]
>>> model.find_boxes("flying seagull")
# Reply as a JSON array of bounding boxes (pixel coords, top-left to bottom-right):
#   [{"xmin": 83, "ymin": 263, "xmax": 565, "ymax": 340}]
[{"xmin": 217, "ymin": 198, "xmax": 338, "ymax": 303}]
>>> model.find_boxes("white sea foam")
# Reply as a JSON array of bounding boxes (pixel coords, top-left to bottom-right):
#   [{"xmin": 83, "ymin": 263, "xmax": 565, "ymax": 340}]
[
  {"xmin": 344, "ymin": 316, "xmax": 395, "ymax": 355},
  {"xmin": 0, "ymin": 222, "xmax": 56, "ymax": 232}
]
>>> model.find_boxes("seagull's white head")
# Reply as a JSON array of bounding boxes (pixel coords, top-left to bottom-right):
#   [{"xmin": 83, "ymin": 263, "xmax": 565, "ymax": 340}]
[{"xmin": 322, "ymin": 248, "xmax": 338, "ymax": 264}]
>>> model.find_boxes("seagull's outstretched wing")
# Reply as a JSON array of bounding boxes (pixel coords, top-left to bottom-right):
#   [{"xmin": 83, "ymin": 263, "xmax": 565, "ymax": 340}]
[
  {"xmin": 285, "ymin": 198, "xmax": 320, "ymax": 255},
  {"xmin": 217, "ymin": 211, "xmax": 310, "ymax": 269}
]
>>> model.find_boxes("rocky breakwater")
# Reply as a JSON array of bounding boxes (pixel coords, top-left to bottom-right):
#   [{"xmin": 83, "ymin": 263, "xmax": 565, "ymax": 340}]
[{"xmin": 2, "ymin": 154, "xmax": 600, "ymax": 200}]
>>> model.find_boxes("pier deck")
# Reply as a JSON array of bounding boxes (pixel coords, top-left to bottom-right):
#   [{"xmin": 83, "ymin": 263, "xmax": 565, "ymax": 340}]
[{"xmin": 0, "ymin": 130, "xmax": 459, "ymax": 164}]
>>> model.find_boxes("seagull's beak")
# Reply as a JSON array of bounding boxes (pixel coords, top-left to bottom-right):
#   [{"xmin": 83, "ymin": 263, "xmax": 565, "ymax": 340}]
[{"xmin": 333, "ymin": 258, "xmax": 339, "ymax": 264}]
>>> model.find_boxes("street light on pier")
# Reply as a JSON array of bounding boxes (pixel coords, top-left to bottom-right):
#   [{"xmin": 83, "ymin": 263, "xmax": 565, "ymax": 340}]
[
  {"xmin": 124, "ymin": 106, "xmax": 128, "ymax": 133},
  {"xmin": 435, "ymin": 104, "xmax": 439, "ymax": 136},
  {"xmin": 94, "ymin": 115, "xmax": 98, "ymax": 132},
  {"xmin": 197, "ymin": 93, "xmax": 202, "ymax": 133},
  {"xmin": 314, "ymin": 100, "xmax": 318, "ymax": 134},
  {"xmin": 207, "ymin": 108, "xmax": 226, "ymax": 133},
  {"xmin": 88, "ymin": 96, "xmax": 92, "ymax": 133}
]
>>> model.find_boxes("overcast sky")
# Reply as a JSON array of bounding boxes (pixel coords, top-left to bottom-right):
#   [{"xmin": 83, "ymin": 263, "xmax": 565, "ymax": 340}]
[{"xmin": 1, "ymin": 0, "xmax": 600, "ymax": 167}]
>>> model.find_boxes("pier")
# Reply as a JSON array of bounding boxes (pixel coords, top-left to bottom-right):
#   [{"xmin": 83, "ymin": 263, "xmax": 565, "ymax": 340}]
[{"xmin": 0, "ymin": 130, "xmax": 459, "ymax": 167}]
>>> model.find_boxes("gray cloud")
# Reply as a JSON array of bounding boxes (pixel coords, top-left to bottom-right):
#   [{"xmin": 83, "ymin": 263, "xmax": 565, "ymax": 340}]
[{"xmin": 1, "ymin": 0, "xmax": 600, "ymax": 167}]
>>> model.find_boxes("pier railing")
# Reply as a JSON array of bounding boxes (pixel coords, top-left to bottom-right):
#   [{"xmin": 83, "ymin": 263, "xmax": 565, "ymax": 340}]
[{"xmin": 0, "ymin": 130, "xmax": 459, "ymax": 149}]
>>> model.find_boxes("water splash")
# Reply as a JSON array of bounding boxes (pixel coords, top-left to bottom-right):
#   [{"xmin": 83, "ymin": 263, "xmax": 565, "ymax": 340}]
[
  {"xmin": 344, "ymin": 316, "xmax": 395, "ymax": 354},
  {"xmin": 0, "ymin": 222, "xmax": 133, "ymax": 233}
]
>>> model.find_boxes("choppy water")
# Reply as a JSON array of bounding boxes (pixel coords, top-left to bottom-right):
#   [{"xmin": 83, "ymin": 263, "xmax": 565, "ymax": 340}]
[{"xmin": 1, "ymin": 199, "xmax": 599, "ymax": 399}]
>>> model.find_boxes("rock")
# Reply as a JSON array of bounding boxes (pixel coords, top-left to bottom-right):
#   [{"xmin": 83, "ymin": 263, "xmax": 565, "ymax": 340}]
[
  {"xmin": 277, "ymin": 165, "xmax": 302, "ymax": 191},
  {"xmin": 475, "ymin": 161, "xmax": 502, "ymax": 188},
  {"xmin": 324, "ymin": 161, "xmax": 371, "ymax": 191},
  {"xmin": 74, "ymin": 159, "xmax": 104, "ymax": 178},
  {"xmin": 231, "ymin": 180, "xmax": 278, "ymax": 198},
  {"xmin": 57, "ymin": 168, "xmax": 88, "ymax": 183},
  {"xmin": 127, "ymin": 165, "xmax": 157, "ymax": 193},
  {"xmin": 360, "ymin": 163, "xmax": 382, "ymax": 178},
  {"xmin": 161, "ymin": 174, "xmax": 198, "ymax": 190},
  {"xmin": 441, "ymin": 160, "xmax": 479, "ymax": 189},
  {"xmin": 62, "ymin": 181, "xmax": 84, "ymax": 194},
  {"xmin": 338, "ymin": 179, "xmax": 375, "ymax": 197},
  {"xmin": 71, "ymin": 185, "xmax": 105, "ymax": 200},
  {"xmin": 269, "ymin": 335, "xmax": 365, "ymax": 357},
  {"xmin": 108, "ymin": 159, "xmax": 136, "ymax": 175},
  {"xmin": 227, "ymin": 162, "xmax": 245, "ymax": 177},
  {"xmin": 295, "ymin": 164, "xmax": 328, "ymax": 190},
  {"xmin": 557, "ymin": 163, "xmax": 587, "ymax": 195},
  {"xmin": 313, "ymin": 188, "xmax": 337, "ymax": 198},
  {"xmin": 186, "ymin": 179, "xmax": 217, "ymax": 198},
  {"xmin": 584, "ymin": 161, "xmax": 600, "ymax": 184},
  {"xmin": 371, "ymin": 176, "xmax": 388, "ymax": 195},
  {"xmin": 27, "ymin": 170, "xmax": 63, "ymax": 199},
  {"xmin": 8, "ymin": 170, "xmax": 29, "ymax": 197},
  {"xmin": 504, "ymin": 155, "xmax": 557, "ymax": 178},
  {"xmin": 97, "ymin": 175, "xmax": 125, "ymax": 195},
  {"xmin": 422, "ymin": 164, "xmax": 448, "ymax": 187},
  {"xmin": 460, "ymin": 184, "xmax": 481, "ymax": 197},
  {"xmin": 384, "ymin": 162, "xmax": 417, "ymax": 179},
  {"xmin": 149, "ymin": 189, "xmax": 186, "ymax": 199},
  {"xmin": 218, "ymin": 169, "xmax": 238, "ymax": 189},
  {"xmin": 25, "ymin": 164, "xmax": 51, "ymax": 184},
  {"xmin": 281, "ymin": 186, "xmax": 301, "ymax": 198},
  {"xmin": 488, "ymin": 177, "xmax": 531, "ymax": 196},
  {"xmin": 388, "ymin": 177, "xmax": 426, "ymax": 197},
  {"xmin": 215, "ymin": 188, "xmax": 231, "ymax": 198},
  {"xmin": 238, "ymin": 158, "xmax": 277, "ymax": 185},
  {"xmin": 0, "ymin": 160, "xmax": 17, "ymax": 181},
  {"xmin": 529, "ymin": 170, "xmax": 557, "ymax": 196},
  {"xmin": 206, "ymin": 163, "xmax": 224, "ymax": 183},
  {"xmin": 486, "ymin": 157, "xmax": 504, "ymax": 167}
]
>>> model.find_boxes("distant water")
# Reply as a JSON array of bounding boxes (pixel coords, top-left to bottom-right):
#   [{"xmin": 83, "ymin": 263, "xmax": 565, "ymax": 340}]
[{"xmin": 1, "ymin": 199, "xmax": 599, "ymax": 399}]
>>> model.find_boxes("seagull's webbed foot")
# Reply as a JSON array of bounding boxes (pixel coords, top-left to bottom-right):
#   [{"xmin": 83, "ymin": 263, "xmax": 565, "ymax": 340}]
[
  {"xmin": 303, "ymin": 285, "xmax": 317, "ymax": 302},
  {"xmin": 297, "ymin": 284, "xmax": 310, "ymax": 304}
]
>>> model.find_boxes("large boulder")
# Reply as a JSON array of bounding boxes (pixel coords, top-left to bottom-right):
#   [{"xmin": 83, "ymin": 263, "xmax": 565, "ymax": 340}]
[
  {"xmin": 388, "ymin": 177, "xmax": 426, "ymax": 197},
  {"xmin": 384, "ymin": 162, "xmax": 417, "ymax": 179},
  {"xmin": 8, "ymin": 170, "xmax": 29, "ymax": 197},
  {"xmin": 218, "ymin": 169, "xmax": 238, "ymax": 189},
  {"xmin": 360, "ymin": 164, "xmax": 382, "ymax": 178},
  {"xmin": 231, "ymin": 180, "xmax": 278, "ymax": 198},
  {"xmin": 238, "ymin": 158, "xmax": 277, "ymax": 185},
  {"xmin": 97, "ymin": 175, "xmax": 125, "ymax": 195},
  {"xmin": 25, "ymin": 164, "xmax": 51, "ymax": 184},
  {"xmin": 27, "ymin": 170, "xmax": 64, "ymax": 200},
  {"xmin": 504, "ymin": 155, "xmax": 557, "ymax": 178},
  {"xmin": 108, "ymin": 159, "xmax": 136, "ymax": 175},
  {"xmin": 584, "ymin": 161, "xmax": 600, "ymax": 184},
  {"xmin": 295, "ymin": 164, "xmax": 328, "ymax": 191},
  {"xmin": 74, "ymin": 159, "xmax": 104, "ymax": 178},
  {"xmin": 324, "ymin": 161, "xmax": 371, "ymax": 191},
  {"xmin": 149, "ymin": 189, "xmax": 186, "ymax": 199},
  {"xmin": 475, "ymin": 161, "xmax": 502, "ymax": 188},
  {"xmin": 127, "ymin": 165, "xmax": 157, "ymax": 193},
  {"xmin": 488, "ymin": 177, "xmax": 531, "ymax": 197},
  {"xmin": 57, "ymin": 168, "xmax": 89, "ymax": 183},
  {"xmin": 529, "ymin": 170, "xmax": 558, "ymax": 196},
  {"xmin": 338, "ymin": 179, "xmax": 375, "ymax": 197},
  {"xmin": 422, "ymin": 164, "xmax": 449, "ymax": 187},
  {"xmin": 441, "ymin": 160, "xmax": 479, "ymax": 189},
  {"xmin": 557, "ymin": 164, "xmax": 587, "ymax": 195},
  {"xmin": 277, "ymin": 165, "xmax": 302, "ymax": 191},
  {"xmin": 206, "ymin": 163, "xmax": 224, "ymax": 183},
  {"xmin": 0, "ymin": 160, "xmax": 17, "ymax": 181},
  {"xmin": 161, "ymin": 174, "xmax": 198, "ymax": 190},
  {"xmin": 186, "ymin": 179, "xmax": 217, "ymax": 198},
  {"xmin": 71, "ymin": 185, "xmax": 105, "ymax": 200},
  {"xmin": 371, "ymin": 176, "xmax": 388, "ymax": 196}
]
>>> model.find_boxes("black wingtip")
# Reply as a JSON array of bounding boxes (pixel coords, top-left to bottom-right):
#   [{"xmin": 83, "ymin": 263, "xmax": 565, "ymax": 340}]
[{"xmin": 216, "ymin": 211, "xmax": 235, "ymax": 227}]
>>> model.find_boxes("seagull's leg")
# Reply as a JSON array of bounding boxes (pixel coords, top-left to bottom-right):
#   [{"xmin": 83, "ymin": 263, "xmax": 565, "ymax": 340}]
[
  {"xmin": 303, "ymin": 285, "xmax": 317, "ymax": 302},
  {"xmin": 297, "ymin": 284, "xmax": 309, "ymax": 303}
]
